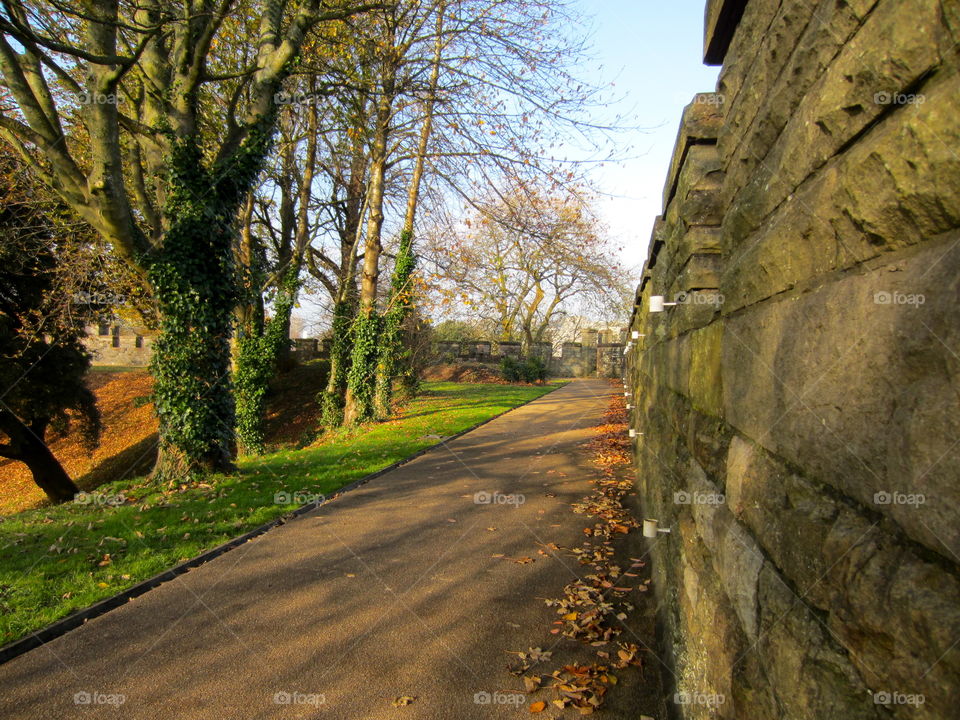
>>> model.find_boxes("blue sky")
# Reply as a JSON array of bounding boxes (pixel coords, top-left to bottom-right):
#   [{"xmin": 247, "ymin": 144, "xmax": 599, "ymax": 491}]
[{"xmin": 570, "ymin": 0, "xmax": 719, "ymax": 270}]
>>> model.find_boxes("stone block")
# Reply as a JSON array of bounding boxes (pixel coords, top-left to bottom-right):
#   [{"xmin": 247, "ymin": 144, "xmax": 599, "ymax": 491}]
[
  {"xmin": 665, "ymin": 143, "xmax": 724, "ymax": 228},
  {"xmin": 724, "ymin": 0, "xmax": 952, "ymax": 249},
  {"xmin": 724, "ymin": 435, "xmax": 960, "ymax": 719},
  {"xmin": 718, "ymin": 0, "xmax": 874, "ymax": 197},
  {"xmin": 704, "ymin": 0, "xmax": 749, "ymax": 65},
  {"xmin": 756, "ymin": 566, "xmax": 882, "ymax": 720},
  {"xmin": 662, "ymin": 99, "xmax": 724, "ymax": 212},
  {"xmin": 687, "ymin": 322, "xmax": 724, "ymax": 417},
  {"xmin": 675, "ymin": 514, "xmax": 741, "ymax": 719},
  {"xmin": 722, "ymin": 235, "xmax": 960, "ymax": 559},
  {"xmin": 687, "ymin": 462, "xmax": 763, "ymax": 639}
]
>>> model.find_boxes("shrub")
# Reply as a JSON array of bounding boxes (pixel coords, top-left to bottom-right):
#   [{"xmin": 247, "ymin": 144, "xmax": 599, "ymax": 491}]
[{"xmin": 500, "ymin": 355, "xmax": 548, "ymax": 383}]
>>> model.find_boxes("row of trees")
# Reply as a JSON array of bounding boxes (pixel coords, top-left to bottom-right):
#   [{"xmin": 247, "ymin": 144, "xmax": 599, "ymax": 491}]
[
  {"xmin": 425, "ymin": 188, "xmax": 628, "ymax": 347},
  {"xmin": 0, "ymin": 0, "xmax": 616, "ymax": 500}
]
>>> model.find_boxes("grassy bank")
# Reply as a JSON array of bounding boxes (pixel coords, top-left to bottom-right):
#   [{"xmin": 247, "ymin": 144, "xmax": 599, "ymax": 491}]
[{"xmin": 0, "ymin": 381, "xmax": 560, "ymax": 646}]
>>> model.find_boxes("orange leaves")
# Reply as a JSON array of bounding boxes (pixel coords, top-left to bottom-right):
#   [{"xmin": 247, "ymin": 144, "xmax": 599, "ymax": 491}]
[{"xmin": 524, "ymin": 389, "xmax": 644, "ymax": 713}]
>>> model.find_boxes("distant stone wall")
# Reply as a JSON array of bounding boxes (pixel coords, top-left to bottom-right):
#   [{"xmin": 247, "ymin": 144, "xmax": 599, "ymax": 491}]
[
  {"xmin": 86, "ymin": 324, "xmax": 152, "ymax": 367},
  {"xmin": 88, "ymin": 328, "xmax": 325, "ymax": 367},
  {"xmin": 428, "ymin": 339, "xmax": 624, "ymax": 378},
  {"xmin": 627, "ymin": 2, "xmax": 960, "ymax": 719}
]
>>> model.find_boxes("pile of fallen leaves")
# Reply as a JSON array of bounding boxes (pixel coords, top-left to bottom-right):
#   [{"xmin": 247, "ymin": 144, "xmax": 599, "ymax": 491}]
[
  {"xmin": 1, "ymin": 364, "xmax": 332, "ymax": 515},
  {"xmin": 0, "ymin": 371, "xmax": 158, "ymax": 514},
  {"xmin": 519, "ymin": 390, "xmax": 646, "ymax": 715}
]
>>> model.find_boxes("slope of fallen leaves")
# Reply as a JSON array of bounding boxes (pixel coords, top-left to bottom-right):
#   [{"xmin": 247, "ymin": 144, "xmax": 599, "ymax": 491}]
[
  {"xmin": 0, "ymin": 371, "xmax": 157, "ymax": 515},
  {"xmin": 0, "ymin": 362, "xmax": 330, "ymax": 515},
  {"xmin": 521, "ymin": 387, "xmax": 645, "ymax": 715}
]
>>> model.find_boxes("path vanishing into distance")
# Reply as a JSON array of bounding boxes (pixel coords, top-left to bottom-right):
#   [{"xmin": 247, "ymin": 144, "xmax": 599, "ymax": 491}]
[{"xmin": 0, "ymin": 380, "xmax": 659, "ymax": 719}]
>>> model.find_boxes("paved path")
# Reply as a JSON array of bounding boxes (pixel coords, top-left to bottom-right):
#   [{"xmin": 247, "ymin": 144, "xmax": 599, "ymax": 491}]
[{"xmin": 0, "ymin": 380, "xmax": 654, "ymax": 719}]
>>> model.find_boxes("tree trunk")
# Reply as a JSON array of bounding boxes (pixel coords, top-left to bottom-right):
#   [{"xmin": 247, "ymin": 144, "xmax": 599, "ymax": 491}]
[
  {"xmin": 148, "ymin": 138, "xmax": 246, "ymax": 479},
  {"xmin": 343, "ymin": 68, "xmax": 394, "ymax": 425},
  {"xmin": 371, "ymin": 4, "xmax": 444, "ymax": 417},
  {"xmin": 0, "ymin": 413, "xmax": 77, "ymax": 503}
]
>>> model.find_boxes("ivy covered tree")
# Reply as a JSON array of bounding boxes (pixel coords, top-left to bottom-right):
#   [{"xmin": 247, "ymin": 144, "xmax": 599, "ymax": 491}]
[
  {"xmin": 0, "ymin": 150, "xmax": 101, "ymax": 503},
  {"xmin": 0, "ymin": 0, "xmax": 378, "ymax": 479},
  {"xmin": 233, "ymin": 77, "xmax": 320, "ymax": 455},
  {"xmin": 374, "ymin": 229, "xmax": 416, "ymax": 417}
]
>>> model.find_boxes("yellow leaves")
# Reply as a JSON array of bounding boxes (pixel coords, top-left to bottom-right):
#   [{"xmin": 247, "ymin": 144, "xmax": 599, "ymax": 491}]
[{"xmin": 392, "ymin": 695, "xmax": 416, "ymax": 707}]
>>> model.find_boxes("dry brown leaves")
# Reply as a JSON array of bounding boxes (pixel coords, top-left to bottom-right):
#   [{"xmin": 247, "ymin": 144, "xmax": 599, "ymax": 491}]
[
  {"xmin": 0, "ymin": 371, "xmax": 157, "ymax": 514},
  {"xmin": 520, "ymin": 390, "xmax": 645, "ymax": 714}
]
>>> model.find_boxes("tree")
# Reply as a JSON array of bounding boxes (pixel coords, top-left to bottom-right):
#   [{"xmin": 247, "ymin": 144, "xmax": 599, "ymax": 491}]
[
  {"xmin": 427, "ymin": 187, "xmax": 627, "ymax": 348},
  {"xmin": 233, "ymin": 78, "xmax": 321, "ymax": 455},
  {"xmin": 0, "ymin": 0, "xmax": 379, "ymax": 479},
  {"xmin": 0, "ymin": 150, "xmax": 100, "ymax": 503}
]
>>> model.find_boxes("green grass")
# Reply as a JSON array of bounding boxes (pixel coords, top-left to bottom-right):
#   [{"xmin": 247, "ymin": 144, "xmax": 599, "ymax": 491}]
[
  {"xmin": 87, "ymin": 365, "xmax": 146, "ymax": 373},
  {"xmin": 0, "ymin": 381, "xmax": 560, "ymax": 646}
]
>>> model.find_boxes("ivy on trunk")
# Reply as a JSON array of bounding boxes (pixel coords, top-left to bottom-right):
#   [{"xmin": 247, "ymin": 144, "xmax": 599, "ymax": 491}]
[
  {"xmin": 234, "ymin": 271, "xmax": 298, "ymax": 455},
  {"xmin": 147, "ymin": 130, "xmax": 273, "ymax": 479},
  {"xmin": 374, "ymin": 230, "xmax": 416, "ymax": 418}
]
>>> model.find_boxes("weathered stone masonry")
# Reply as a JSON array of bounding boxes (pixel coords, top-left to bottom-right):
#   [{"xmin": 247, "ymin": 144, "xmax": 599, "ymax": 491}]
[{"xmin": 626, "ymin": 1, "xmax": 960, "ymax": 718}]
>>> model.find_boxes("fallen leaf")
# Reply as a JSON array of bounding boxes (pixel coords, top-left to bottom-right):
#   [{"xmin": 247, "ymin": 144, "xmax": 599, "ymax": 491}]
[
  {"xmin": 392, "ymin": 695, "xmax": 416, "ymax": 707},
  {"xmin": 529, "ymin": 700, "xmax": 546, "ymax": 713},
  {"xmin": 523, "ymin": 675, "xmax": 542, "ymax": 692}
]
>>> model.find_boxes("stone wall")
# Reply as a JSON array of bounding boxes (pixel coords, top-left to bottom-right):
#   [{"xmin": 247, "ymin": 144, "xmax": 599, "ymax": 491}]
[
  {"xmin": 626, "ymin": 1, "xmax": 960, "ymax": 718},
  {"xmin": 427, "ymin": 339, "xmax": 625, "ymax": 378},
  {"xmin": 86, "ymin": 324, "xmax": 152, "ymax": 367}
]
